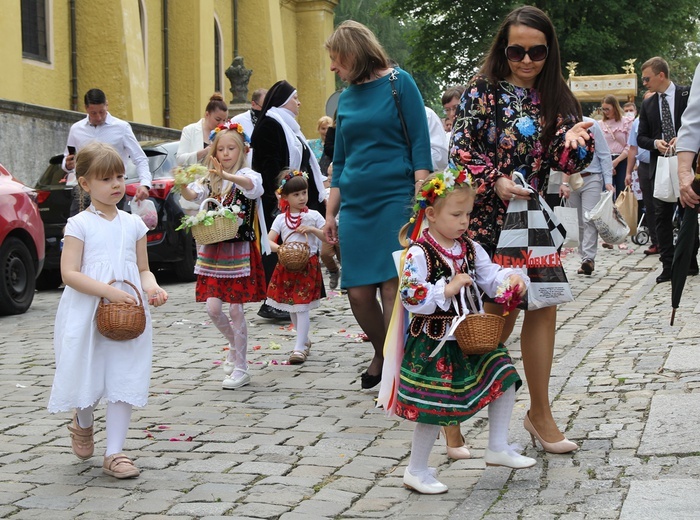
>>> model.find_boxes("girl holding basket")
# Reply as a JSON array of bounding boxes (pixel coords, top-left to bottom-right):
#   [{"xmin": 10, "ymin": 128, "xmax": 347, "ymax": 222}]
[
  {"xmin": 266, "ymin": 170, "xmax": 326, "ymax": 364},
  {"xmin": 178, "ymin": 122, "xmax": 266, "ymax": 390},
  {"xmin": 388, "ymin": 169, "xmax": 533, "ymax": 494}
]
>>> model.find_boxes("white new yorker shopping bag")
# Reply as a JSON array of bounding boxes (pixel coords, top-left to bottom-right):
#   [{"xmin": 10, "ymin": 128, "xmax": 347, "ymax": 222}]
[{"xmin": 492, "ymin": 172, "xmax": 573, "ymax": 310}]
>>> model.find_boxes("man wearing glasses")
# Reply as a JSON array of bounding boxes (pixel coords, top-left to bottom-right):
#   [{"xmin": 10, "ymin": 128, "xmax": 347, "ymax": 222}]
[
  {"xmin": 441, "ymin": 85, "xmax": 465, "ymax": 138},
  {"xmin": 637, "ymin": 56, "xmax": 695, "ymax": 283}
]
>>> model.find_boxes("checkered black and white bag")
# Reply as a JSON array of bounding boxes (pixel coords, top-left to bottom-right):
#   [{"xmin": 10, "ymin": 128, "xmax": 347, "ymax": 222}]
[{"xmin": 492, "ymin": 172, "xmax": 573, "ymax": 310}]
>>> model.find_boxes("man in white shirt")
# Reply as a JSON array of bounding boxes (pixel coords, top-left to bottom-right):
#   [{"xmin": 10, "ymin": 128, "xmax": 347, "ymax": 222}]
[
  {"xmin": 425, "ymin": 107, "xmax": 448, "ymax": 171},
  {"xmin": 63, "ymin": 89, "xmax": 151, "ymax": 203},
  {"xmin": 230, "ymin": 88, "xmax": 267, "ymax": 139}
]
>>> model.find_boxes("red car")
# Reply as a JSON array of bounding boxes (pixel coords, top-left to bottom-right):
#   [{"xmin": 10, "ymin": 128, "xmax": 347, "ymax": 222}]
[{"xmin": 0, "ymin": 163, "xmax": 45, "ymax": 315}]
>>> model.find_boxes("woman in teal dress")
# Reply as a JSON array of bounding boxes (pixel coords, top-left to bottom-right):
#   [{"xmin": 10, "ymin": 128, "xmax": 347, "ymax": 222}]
[{"xmin": 324, "ymin": 20, "xmax": 433, "ymax": 388}]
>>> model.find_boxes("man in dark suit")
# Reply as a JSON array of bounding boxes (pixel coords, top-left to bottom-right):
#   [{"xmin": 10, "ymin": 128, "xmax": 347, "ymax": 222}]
[{"xmin": 637, "ymin": 56, "xmax": 697, "ymax": 283}]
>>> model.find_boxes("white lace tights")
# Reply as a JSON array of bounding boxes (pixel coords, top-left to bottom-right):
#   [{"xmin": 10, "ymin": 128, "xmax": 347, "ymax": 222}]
[{"xmin": 206, "ymin": 298, "xmax": 248, "ymax": 371}]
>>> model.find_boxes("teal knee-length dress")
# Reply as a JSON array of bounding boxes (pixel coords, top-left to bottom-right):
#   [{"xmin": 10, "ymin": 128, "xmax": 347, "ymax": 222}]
[{"xmin": 331, "ymin": 68, "xmax": 433, "ymax": 288}]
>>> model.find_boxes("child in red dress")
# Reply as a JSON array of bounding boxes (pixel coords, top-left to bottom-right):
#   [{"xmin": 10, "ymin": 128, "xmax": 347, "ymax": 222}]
[
  {"xmin": 178, "ymin": 122, "xmax": 266, "ymax": 389},
  {"xmin": 266, "ymin": 170, "xmax": 326, "ymax": 364}
]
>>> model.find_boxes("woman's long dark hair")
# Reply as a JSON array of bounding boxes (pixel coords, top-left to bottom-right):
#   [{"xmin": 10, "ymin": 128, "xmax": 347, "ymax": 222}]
[{"xmin": 480, "ymin": 5, "xmax": 582, "ymax": 147}]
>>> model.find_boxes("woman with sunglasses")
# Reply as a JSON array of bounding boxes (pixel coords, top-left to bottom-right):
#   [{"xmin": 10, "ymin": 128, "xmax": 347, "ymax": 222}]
[{"xmin": 450, "ymin": 5, "xmax": 593, "ymax": 455}]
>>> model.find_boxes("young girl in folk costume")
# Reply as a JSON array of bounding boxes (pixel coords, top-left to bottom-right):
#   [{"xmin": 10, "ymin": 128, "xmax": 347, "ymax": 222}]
[
  {"xmin": 178, "ymin": 122, "xmax": 266, "ymax": 390},
  {"xmin": 266, "ymin": 170, "xmax": 326, "ymax": 364},
  {"xmin": 48, "ymin": 142, "xmax": 168, "ymax": 479},
  {"xmin": 392, "ymin": 169, "xmax": 534, "ymax": 495}
]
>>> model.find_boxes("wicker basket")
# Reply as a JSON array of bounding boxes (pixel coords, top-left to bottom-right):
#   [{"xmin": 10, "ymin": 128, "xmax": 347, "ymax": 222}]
[
  {"xmin": 190, "ymin": 198, "xmax": 240, "ymax": 245},
  {"xmin": 96, "ymin": 280, "xmax": 147, "ymax": 341},
  {"xmin": 278, "ymin": 241, "xmax": 310, "ymax": 271},
  {"xmin": 454, "ymin": 313, "xmax": 505, "ymax": 355}
]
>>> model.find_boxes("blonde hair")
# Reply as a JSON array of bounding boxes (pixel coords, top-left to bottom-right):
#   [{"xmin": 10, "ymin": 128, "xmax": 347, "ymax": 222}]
[
  {"xmin": 74, "ymin": 142, "xmax": 125, "ymax": 211},
  {"xmin": 202, "ymin": 129, "xmax": 247, "ymax": 197},
  {"xmin": 324, "ymin": 20, "xmax": 390, "ymax": 84},
  {"xmin": 602, "ymin": 95, "xmax": 623, "ymax": 122},
  {"xmin": 317, "ymin": 115, "xmax": 333, "ymax": 132},
  {"xmin": 398, "ymin": 174, "xmax": 476, "ymax": 248}
]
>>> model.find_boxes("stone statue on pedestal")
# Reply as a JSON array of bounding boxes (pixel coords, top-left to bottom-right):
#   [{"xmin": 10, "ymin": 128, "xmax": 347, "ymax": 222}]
[{"xmin": 225, "ymin": 56, "xmax": 252, "ymax": 104}]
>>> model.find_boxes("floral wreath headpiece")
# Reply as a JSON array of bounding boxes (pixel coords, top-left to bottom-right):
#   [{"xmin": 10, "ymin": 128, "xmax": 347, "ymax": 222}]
[
  {"xmin": 276, "ymin": 170, "xmax": 308, "ymax": 195},
  {"xmin": 411, "ymin": 163, "xmax": 472, "ymax": 224},
  {"xmin": 209, "ymin": 121, "xmax": 250, "ymax": 144}
]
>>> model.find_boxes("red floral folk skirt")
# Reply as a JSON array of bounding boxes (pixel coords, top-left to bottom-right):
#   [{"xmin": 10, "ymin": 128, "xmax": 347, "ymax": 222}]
[
  {"xmin": 195, "ymin": 244, "xmax": 266, "ymax": 304},
  {"xmin": 266, "ymin": 254, "xmax": 322, "ymax": 312},
  {"xmin": 395, "ymin": 335, "xmax": 522, "ymax": 426}
]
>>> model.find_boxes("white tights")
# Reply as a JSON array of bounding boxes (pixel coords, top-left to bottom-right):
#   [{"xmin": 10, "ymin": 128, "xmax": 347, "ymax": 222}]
[
  {"xmin": 75, "ymin": 400, "xmax": 133, "ymax": 457},
  {"xmin": 206, "ymin": 298, "xmax": 248, "ymax": 371},
  {"xmin": 289, "ymin": 311, "xmax": 310, "ymax": 351},
  {"xmin": 406, "ymin": 385, "xmax": 516, "ymax": 481}
]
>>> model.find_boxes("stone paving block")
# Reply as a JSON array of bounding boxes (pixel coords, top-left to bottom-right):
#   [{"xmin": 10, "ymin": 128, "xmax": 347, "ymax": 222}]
[
  {"xmin": 167, "ymin": 501, "xmax": 236, "ymax": 517},
  {"xmin": 621, "ymin": 479, "xmax": 700, "ymax": 520},
  {"xmin": 230, "ymin": 501, "xmax": 291, "ymax": 518},
  {"xmin": 639, "ymin": 393, "xmax": 700, "ymax": 456}
]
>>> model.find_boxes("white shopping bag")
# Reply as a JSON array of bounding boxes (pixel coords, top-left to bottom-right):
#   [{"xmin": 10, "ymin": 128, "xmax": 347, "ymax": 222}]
[
  {"xmin": 585, "ymin": 190, "xmax": 629, "ymax": 244},
  {"xmin": 554, "ymin": 199, "xmax": 579, "ymax": 248},
  {"xmin": 653, "ymin": 153, "xmax": 679, "ymax": 203}
]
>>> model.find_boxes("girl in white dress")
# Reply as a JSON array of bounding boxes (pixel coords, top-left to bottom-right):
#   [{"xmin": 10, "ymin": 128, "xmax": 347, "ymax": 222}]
[{"xmin": 48, "ymin": 142, "xmax": 168, "ymax": 479}]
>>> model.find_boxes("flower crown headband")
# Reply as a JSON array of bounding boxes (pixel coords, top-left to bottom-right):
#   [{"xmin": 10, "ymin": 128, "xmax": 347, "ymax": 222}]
[
  {"xmin": 411, "ymin": 163, "xmax": 473, "ymax": 223},
  {"xmin": 209, "ymin": 121, "xmax": 250, "ymax": 144},
  {"xmin": 276, "ymin": 170, "xmax": 308, "ymax": 195}
]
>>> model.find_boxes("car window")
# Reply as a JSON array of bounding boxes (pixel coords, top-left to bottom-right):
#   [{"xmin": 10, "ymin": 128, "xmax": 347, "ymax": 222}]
[
  {"xmin": 124, "ymin": 142, "xmax": 179, "ymax": 182},
  {"xmin": 39, "ymin": 163, "xmax": 69, "ymax": 187}
]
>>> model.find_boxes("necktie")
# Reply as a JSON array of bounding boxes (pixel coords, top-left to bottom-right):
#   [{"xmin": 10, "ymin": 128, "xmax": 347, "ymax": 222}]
[{"xmin": 660, "ymin": 93, "xmax": 675, "ymax": 141}]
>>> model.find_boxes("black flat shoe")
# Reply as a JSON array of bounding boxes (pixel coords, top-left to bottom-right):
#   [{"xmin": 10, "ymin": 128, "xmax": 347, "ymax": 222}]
[
  {"xmin": 360, "ymin": 371, "xmax": 381, "ymax": 389},
  {"xmin": 257, "ymin": 304, "xmax": 290, "ymax": 320}
]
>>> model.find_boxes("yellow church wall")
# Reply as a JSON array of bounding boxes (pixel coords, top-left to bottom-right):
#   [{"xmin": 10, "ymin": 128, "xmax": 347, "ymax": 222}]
[
  {"xmin": 144, "ymin": 0, "xmax": 165, "ymax": 126},
  {"xmin": 3, "ymin": 0, "xmax": 338, "ymax": 136},
  {"xmin": 0, "ymin": 2, "xmax": 23, "ymax": 100},
  {"xmin": 20, "ymin": 1, "xmax": 71, "ymax": 109},
  {"xmin": 167, "ymin": 0, "xmax": 215, "ymax": 130}
]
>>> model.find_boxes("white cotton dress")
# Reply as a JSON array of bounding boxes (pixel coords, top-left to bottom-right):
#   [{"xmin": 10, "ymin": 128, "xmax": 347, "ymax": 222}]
[{"xmin": 47, "ymin": 209, "xmax": 153, "ymax": 413}]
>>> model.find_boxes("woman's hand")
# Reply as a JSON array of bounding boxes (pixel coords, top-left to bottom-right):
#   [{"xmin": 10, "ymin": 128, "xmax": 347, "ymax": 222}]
[
  {"xmin": 324, "ymin": 219, "xmax": 338, "ymax": 244},
  {"xmin": 559, "ymin": 184, "xmax": 571, "ymax": 199},
  {"xmin": 444, "ymin": 273, "xmax": 473, "ymax": 299},
  {"xmin": 494, "ymin": 176, "xmax": 531, "ymax": 202},
  {"xmin": 678, "ymin": 150, "xmax": 700, "ymax": 208},
  {"xmin": 564, "ymin": 121, "xmax": 593, "ymax": 149}
]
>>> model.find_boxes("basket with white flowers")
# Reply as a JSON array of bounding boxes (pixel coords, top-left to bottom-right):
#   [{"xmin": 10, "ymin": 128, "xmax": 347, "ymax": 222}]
[{"xmin": 176, "ymin": 198, "xmax": 242, "ymax": 245}]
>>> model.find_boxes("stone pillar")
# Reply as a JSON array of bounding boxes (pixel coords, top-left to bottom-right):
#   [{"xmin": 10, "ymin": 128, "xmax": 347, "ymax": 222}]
[
  {"xmin": 292, "ymin": 0, "xmax": 339, "ymax": 135},
  {"xmin": 167, "ymin": 0, "xmax": 215, "ymax": 129}
]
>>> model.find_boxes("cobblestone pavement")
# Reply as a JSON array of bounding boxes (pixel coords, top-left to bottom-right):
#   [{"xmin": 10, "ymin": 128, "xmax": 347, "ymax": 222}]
[{"xmin": 2, "ymin": 240, "xmax": 700, "ymax": 519}]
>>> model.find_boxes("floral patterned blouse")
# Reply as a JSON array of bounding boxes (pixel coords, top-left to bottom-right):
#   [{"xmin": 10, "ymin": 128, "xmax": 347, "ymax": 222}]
[{"xmin": 450, "ymin": 74, "xmax": 594, "ymax": 253}]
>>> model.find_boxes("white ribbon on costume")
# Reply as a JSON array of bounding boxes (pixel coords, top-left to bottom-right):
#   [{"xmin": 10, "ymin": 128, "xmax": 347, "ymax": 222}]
[{"xmin": 428, "ymin": 284, "xmax": 484, "ymax": 358}]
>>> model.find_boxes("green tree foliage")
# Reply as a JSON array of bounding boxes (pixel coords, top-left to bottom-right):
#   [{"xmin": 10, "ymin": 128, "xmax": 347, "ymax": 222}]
[
  {"xmin": 384, "ymin": 0, "xmax": 700, "ymax": 87},
  {"xmin": 333, "ymin": 0, "xmax": 441, "ymax": 109}
]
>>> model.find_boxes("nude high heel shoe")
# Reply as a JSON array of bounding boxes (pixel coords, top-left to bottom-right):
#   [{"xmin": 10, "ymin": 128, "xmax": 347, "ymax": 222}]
[
  {"xmin": 440, "ymin": 426, "xmax": 471, "ymax": 460},
  {"xmin": 523, "ymin": 411, "xmax": 578, "ymax": 454}
]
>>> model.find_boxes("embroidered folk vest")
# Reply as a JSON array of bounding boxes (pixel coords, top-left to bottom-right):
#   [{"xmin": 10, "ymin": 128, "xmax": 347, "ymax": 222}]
[{"xmin": 408, "ymin": 238, "xmax": 478, "ymax": 340}]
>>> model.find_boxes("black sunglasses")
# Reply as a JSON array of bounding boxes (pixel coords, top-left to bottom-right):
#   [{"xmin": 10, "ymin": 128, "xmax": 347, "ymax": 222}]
[{"xmin": 505, "ymin": 45, "xmax": 549, "ymax": 63}]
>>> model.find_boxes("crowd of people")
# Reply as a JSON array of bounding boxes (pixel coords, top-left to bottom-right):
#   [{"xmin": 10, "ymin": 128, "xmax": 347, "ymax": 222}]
[{"xmin": 48, "ymin": 5, "xmax": 700, "ymax": 494}]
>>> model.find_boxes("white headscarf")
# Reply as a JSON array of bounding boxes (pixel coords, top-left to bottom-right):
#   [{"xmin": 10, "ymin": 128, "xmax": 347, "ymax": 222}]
[{"xmin": 266, "ymin": 105, "xmax": 326, "ymax": 204}]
